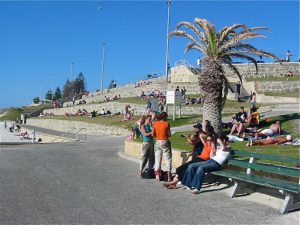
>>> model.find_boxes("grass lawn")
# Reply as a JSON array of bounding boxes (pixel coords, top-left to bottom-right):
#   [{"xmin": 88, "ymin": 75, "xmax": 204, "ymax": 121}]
[
  {"xmin": 246, "ymin": 76, "xmax": 299, "ymax": 82},
  {"xmin": 0, "ymin": 104, "xmax": 51, "ymax": 121},
  {"xmin": 0, "ymin": 108, "xmax": 23, "ymax": 121},
  {"xmin": 35, "ymin": 114, "xmax": 139, "ymax": 130},
  {"xmin": 135, "ymin": 113, "xmax": 300, "ymax": 160},
  {"xmin": 264, "ymin": 91, "xmax": 299, "ymax": 98},
  {"xmin": 117, "ymin": 97, "xmax": 274, "ymax": 110},
  {"xmin": 116, "ymin": 97, "xmax": 146, "ymax": 105}
]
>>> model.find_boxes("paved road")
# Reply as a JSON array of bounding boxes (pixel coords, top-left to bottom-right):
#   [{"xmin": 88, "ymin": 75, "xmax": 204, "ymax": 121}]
[{"xmin": 0, "ymin": 137, "xmax": 297, "ymax": 224}]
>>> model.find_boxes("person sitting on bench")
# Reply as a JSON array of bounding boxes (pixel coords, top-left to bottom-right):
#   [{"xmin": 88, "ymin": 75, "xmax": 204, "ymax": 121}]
[
  {"xmin": 180, "ymin": 135, "xmax": 231, "ymax": 194},
  {"xmin": 163, "ymin": 134, "xmax": 215, "ymax": 189}
]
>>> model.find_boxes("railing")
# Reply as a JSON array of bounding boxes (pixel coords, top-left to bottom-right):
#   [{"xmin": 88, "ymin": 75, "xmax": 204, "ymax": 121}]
[
  {"xmin": 51, "ymin": 127, "xmax": 87, "ymax": 142},
  {"xmin": 175, "ymin": 60, "xmax": 201, "ymax": 75}
]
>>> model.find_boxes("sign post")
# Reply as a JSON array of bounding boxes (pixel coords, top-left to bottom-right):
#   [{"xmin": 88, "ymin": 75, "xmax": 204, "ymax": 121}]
[{"xmin": 166, "ymin": 91, "xmax": 182, "ymax": 121}]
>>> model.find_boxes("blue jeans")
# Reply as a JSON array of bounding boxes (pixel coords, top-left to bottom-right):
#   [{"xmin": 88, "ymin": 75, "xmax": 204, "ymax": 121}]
[{"xmin": 181, "ymin": 159, "xmax": 221, "ymax": 191}]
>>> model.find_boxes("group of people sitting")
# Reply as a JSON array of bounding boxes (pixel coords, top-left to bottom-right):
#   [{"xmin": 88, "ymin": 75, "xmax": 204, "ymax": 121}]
[
  {"xmin": 184, "ymin": 96, "xmax": 202, "ymax": 105},
  {"xmin": 135, "ymin": 112, "xmax": 231, "ymax": 194},
  {"xmin": 134, "ymin": 80, "xmax": 152, "ymax": 88},
  {"xmin": 65, "ymin": 108, "xmax": 88, "ymax": 117},
  {"xmin": 225, "ymin": 106, "xmax": 293, "ymax": 146},
  {"xmin": 103, "ymin": 95, "xmax": 121, "ymax": 102}
]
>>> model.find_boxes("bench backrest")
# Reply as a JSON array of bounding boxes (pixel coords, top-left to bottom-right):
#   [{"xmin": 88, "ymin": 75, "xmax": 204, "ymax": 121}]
[{"xmin": 229, "ymin": 150, "xmax": 300, "ymax": 181}]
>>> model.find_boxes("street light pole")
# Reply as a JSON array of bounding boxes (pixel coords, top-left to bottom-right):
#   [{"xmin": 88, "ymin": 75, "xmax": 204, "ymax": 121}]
[
  {"xmin": 101, "ymin": 42, "xmax": 106, "ymax": 94},
  {"xmin": 70, "ymin": 62, "xmax": 73, "ymax": 80},
  {"xmin": 51, "ymin": 74, "xmax": 54, "ymax": 102},
  {"xmin": 165, "ymin": 0, "xmax": 171, "ymax": 83},
  {"xmin": 40, "ymin": 81, "xmax": 42, "ymax": 104}
]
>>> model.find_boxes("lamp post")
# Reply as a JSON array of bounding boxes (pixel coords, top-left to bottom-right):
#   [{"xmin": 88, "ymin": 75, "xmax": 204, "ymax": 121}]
[
  {"xmin": 101, "ymin": 42, "xmax": 106, "ymax": 94},
  {"xmin": 51, "ymin": 74, "xmax": 54, "ymax": 102},
  {"xmin": 40, "ymin": 81, "xmax": 42, "ymax": 104},
  {"xmin": 165, "ymin": 0, "xmax": 171, "ymax": 83},
  {"xmin": 70, "ymin": 62, "xmax": 73, "ymax": 80}
]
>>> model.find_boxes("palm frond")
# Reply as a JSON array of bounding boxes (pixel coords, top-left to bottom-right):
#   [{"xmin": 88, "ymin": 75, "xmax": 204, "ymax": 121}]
[
  {"xmin": 184, "ymin": 42, "xmax": 206, "ymax": 55},
  {"xmin": 176, "ymin": 22, "xmax": 208, "ymax": 46},
  {"xmin": 221, "ymin": 32, "xmax": 267, "ymax": 51},
  {"xmin": 225, "ymin": 62, "xmax": 243, "ymax": 84},
  {"xmin": 227, "ymin": 53, "xmax": 258, "ymax": 73},
  {"xmin": 218, "ymin": 24, "xmax": 248, "ymax": 46},
  {"xmin": 169, "ymin": 30, "xmax": 204, "ymax": 50}
]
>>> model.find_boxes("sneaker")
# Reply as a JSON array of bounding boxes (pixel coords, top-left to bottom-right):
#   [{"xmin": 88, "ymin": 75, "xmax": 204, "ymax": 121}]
[
  {"xmin": 191, "ymin": 189, "xmax": 201, "ymax": 194},
  {"xmin": 180, "ymin": 186, "xmax": 191, "ymax": 191}
]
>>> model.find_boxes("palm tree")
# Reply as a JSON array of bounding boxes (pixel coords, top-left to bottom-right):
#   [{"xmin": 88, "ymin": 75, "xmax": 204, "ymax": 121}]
[{"xmin": 170, "ymin": 18, "xmax": 279, "ymax": 134}]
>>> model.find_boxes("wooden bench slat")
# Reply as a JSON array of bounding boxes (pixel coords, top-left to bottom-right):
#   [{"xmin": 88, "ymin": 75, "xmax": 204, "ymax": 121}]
[
  {"xmin": 228, "ymin": 159, "xmax": 300, "ymax": 177},
  {"xmin": 212, "ymin": 170, "xmax": 300, "ymax": 193},
  {"xmin": 232, "ymin": 150, "xmax": 300, "ymax": 164}
]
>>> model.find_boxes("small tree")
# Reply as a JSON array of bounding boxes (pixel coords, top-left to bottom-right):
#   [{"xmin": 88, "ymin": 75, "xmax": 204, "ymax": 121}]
[
  {"xmin": 54, "ymin": 87, "xmax": 62, "ymax": 100},
  {"xmin": 74, "ymin": 72, "xmax": 86, "ymax": 94},
  {"xmin": 32, "ymin": 97, "xmax": 40, "ymax": 104},
  {"xmin": 63, "ymin": 79, "xmax": 73, "ymax": 100},
  {"xmin": 45, "ymin": 89, "xmax": 52, "ymax": 100}
]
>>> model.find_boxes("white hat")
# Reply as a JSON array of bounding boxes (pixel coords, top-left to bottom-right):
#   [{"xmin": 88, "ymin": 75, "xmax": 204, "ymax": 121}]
[{"xmin": 286, "ymin": 135, "xmax": 292, "ymax": 141}]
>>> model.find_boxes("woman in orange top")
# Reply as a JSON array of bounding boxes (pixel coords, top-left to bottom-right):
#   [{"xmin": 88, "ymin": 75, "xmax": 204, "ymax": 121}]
[
  {"xmin": 152, "ymin": 112, "xmax": 172, "ymax": 181},
  {"xmin": 163, "ymin": 135, "xmax": 216, "ymax": 189}
]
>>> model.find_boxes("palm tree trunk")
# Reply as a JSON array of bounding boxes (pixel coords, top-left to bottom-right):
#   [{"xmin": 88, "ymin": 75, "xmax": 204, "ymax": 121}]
[
  {"xmin": 203, "ymin": 101, "xmax": 222, "ymax": 135},
  {"xmin": 200, "ymin": 59, "xmax": 224, "ymax": 135}
]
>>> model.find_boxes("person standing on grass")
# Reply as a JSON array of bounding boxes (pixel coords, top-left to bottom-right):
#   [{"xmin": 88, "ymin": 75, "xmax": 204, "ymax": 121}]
[
  {"xmin": 152, "ymin": 112, "xmax": 172, "ymax": 182},
  {"xmin": 139, "ymin": 115, "xmax": 155, "ymax": 177}
]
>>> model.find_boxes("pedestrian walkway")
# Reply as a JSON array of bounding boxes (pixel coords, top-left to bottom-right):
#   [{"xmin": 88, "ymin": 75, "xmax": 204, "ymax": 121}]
[{"xmin": 0, "ymin": 122, "xmax": 31, "ymax": 144}]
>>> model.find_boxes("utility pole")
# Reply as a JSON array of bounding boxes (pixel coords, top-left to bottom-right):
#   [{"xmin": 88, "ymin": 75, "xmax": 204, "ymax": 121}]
[
  {"xmin": 101, "ymin": 42, "xmax": 106, "ymax": 94},
  {"xmin": 165, "ymin": 0, "xmax": 171, "ymax": 83}
]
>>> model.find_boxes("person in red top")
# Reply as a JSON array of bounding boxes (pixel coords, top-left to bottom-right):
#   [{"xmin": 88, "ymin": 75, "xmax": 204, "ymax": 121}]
[
  {"xmin": 163, "ymin": 134, "xmax": 216, "ymax": 189},
  {"xmin": 152, "ymin": 112, "xmax": 172, "ymax": 181}
]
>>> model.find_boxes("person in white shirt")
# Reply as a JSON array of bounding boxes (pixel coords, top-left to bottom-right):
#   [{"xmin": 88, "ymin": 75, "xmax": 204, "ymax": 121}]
[{"xmin": 180, "ymin": 134, "xmax": 231, "ymax": 194}]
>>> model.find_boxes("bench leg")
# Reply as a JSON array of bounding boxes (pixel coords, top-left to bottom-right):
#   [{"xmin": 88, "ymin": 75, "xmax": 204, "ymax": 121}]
[
  {"xmin": 279, "ymin": 191, "xmax": 300, "ymax": 214},
  {"xmin": 230, "ymin": 181, "xmax": 240, "ymax": 198},
  {"xmin": 280, "ymin": 192, "xmax": 293, "ymax": 214},
  {"xmin": 230, "ymin": 181, "xmax": 254, "ymax": 198}
]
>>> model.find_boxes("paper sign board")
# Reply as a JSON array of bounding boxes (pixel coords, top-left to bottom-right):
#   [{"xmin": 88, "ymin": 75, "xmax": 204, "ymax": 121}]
[{"xmin": 166, "ymin": 91, "xmax": 182, "ymax": 104}]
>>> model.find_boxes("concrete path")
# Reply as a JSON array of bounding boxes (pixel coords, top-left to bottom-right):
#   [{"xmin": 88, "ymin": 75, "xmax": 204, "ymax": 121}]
[
  {"xmin": 0, "ymin": 122, "xmax": 31, "ymax": 144},
  {"xmin": 0, "ymin": 137, "xmax": 299, "ymax": 224}
]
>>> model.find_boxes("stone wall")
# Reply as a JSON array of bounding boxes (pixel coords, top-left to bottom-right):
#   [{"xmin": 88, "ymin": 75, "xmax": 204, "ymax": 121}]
[
  {"xmin": 64, "ymin": 79, "xmax": 200, "ymax": 107},
  {"xmin": 170, "ymin": 65, "xmax": 198, "ymax": 83},
  {"xmin": 26, "ymin": 118, "xmax": 129, "ymax": 136},
  {"xmin": 124, "ymin": 140, "xmax": 191, "ymax": 168},
  {"xmin": 223, "ymin": 62, "xmax": 300, "ymax": 81},
  {"xmin": 170, "ymin": 62, "xmax": 300, "ymax": 83},
  {"xmin": 255, "ymin": 81, "xmax": 300, "ymax": 93}
]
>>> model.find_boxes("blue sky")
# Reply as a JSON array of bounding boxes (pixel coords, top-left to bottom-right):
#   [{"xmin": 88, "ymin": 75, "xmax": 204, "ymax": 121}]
[{"xmin": 0, "ymin": 0, "xmax": 299, "ymax": 109}]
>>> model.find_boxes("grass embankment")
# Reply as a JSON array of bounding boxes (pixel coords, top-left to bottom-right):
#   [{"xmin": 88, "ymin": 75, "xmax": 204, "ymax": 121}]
[
  {"xmin": 35, "ymin": 114, "xmax": 203, "ymax": 130},
  {"xmin": 135, "ymin": 113, "xmax": 300, "ymax": 159},
  {"xmin": 264, "ymin": 91, "xmax": 299, "ymax": 98},
  {"xmin": 0, "ymin": 104, "xmax": 51, "ymax": 121},
  {"xmin": 0, "ymin": 108, "xmax": 23, "ymax": 121},
  {"xmin": 117, "ymin": 97, "xmax": 274, "ymax": 109},
  {"xmin": 246, "ymin": 76, "xmax": 299, "ymax": 82}
]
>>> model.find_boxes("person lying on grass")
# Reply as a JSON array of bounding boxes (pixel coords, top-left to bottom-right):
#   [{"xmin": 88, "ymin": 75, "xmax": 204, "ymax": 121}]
[{"xmin": 246, "ymin": 135, "xmax": 292, "ymax": 146}]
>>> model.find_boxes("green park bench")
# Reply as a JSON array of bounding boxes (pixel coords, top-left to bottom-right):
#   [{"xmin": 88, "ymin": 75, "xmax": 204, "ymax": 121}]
[{"xmin": 211, "ymin": 150, "xmax": 300, "ymax": 214}]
